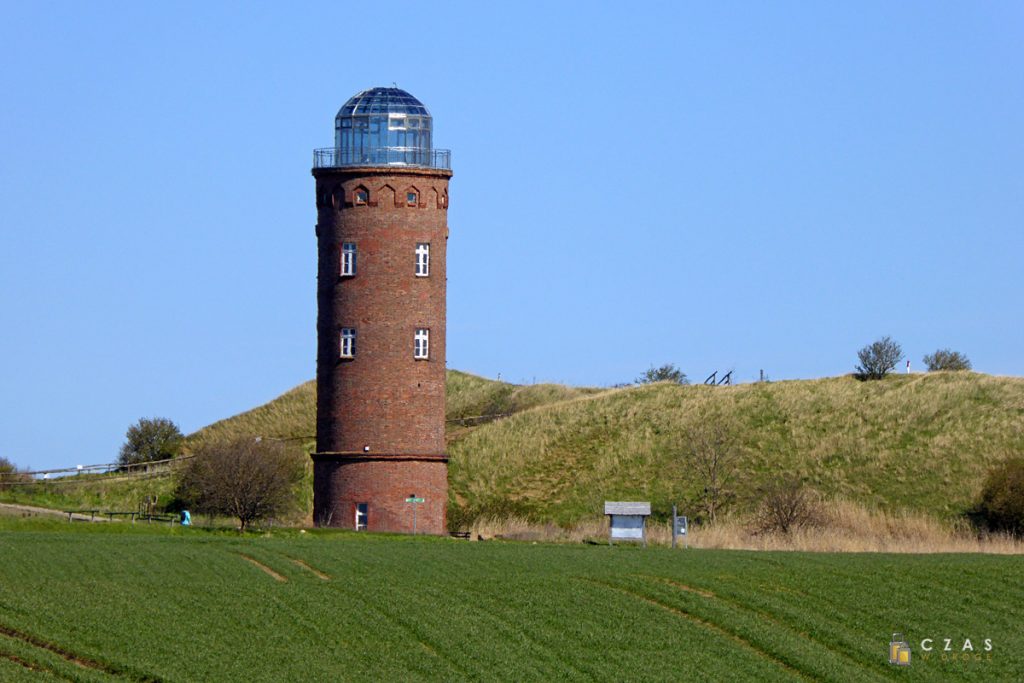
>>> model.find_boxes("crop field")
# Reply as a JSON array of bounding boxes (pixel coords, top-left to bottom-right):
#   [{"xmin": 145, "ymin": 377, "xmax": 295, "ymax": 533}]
[{"xmin": 0, "ymin": 521, "xmax": 1021, "ymax": 681}]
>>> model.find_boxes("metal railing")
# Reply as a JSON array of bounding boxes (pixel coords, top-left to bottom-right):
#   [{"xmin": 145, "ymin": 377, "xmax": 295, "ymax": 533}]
[{"xmin": 313, "ymin": 147, "xmax": 451, "ymax": 170}]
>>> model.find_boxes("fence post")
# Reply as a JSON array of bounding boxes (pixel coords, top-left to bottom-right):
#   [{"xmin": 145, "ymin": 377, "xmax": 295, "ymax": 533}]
[{"xmin": 672, "ymin": 504, "xmax": 677, "ymax": 549}]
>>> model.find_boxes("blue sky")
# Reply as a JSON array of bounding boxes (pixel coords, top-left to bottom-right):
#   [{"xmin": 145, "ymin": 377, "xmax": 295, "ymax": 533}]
[{"xmin": 1, "ymin": 2, "xmax": 1021, "ymax": 470}]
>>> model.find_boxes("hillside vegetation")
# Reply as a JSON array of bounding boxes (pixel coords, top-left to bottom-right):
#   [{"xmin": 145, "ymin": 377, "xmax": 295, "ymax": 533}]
[
  {"xmin": 450, "ymin": 372, "xmax": 1024, "ymax": 525},
  {"xmin": 0, "ymin": 520, "xmax": 1021, "ymax": 680},
  {"xmin": 5, "ymin": 371, "xmax": 1022, "ymax": 529}
]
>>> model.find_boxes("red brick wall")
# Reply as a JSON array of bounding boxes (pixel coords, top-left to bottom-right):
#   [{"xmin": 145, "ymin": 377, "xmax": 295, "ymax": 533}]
[
  {"xmin": 312, "ymin": 457, "xmax": 447, "ymax": 533},
  {"xmin": 311, "ymin": 166, "xmax": 451, "ymax": 533}
]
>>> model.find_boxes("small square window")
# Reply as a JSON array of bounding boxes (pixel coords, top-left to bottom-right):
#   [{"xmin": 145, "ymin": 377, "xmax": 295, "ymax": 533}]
[
  {"xmin": 414, "ymin": 328, "xmax": 429, "ymax": 359},
  {"xmin": 341, "ymin": 243, "xmax": 356, "ymax": 277},
  {"xmin": 407, "ymin": 192, "xmax": 418, "ymax": 206},
  {"xmin": 340, "ymin": 328, "xmax": 356, "ymax": 358},
  {"xmin": 354, "ymin": 189, "xmax": 368, "ymax": 205}
]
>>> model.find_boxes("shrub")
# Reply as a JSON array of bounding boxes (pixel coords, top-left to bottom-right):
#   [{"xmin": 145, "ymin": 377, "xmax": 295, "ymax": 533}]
[
  {"xmin": 0, "ymin": 456, "xmax": 27, "ymax": 490},
  {"xmin": 119, "ymin": 417, "xmax": 183, "ymax": 467},
  {"xmin": 637, "ymin": 364, "xmax": 689, "ymax": 385},
  {"xmin": 976, "ymin": 458, "xmax": 1024, "ymax": 536},
  {"xmin": 855, "ymin": 336, "xmax": 903, "ymax": 380},
  {"xmin": 923, "ymin": 349, "xmax": 971, "ymax": 372},
  {"xmin": 754, "ymin": 476, "xmax": 822, "ymax": 534},
  {"xmin": 176, "ymin": 438, "xmax": 305, "ymax": 531}
]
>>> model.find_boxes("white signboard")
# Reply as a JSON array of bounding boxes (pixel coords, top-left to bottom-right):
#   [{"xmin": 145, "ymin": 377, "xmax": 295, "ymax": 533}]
[
  {"xmin": 609, "ymin": 514, "xmax": 645, "ymax": 540},
  {"xmin": 605, "ymin": 502, "xmax": 650, "ymax": 545}
]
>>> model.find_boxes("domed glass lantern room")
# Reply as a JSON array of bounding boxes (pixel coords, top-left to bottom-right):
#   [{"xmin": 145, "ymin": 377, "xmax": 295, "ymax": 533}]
[{"xmin": 313, "ymin": 86, "xmax": 450, "ymax": 169}]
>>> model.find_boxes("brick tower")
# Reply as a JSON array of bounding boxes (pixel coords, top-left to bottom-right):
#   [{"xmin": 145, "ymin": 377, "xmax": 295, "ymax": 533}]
[{"xmin": 311, "ymin": 87, "xmax": 451, "ymax": 533}]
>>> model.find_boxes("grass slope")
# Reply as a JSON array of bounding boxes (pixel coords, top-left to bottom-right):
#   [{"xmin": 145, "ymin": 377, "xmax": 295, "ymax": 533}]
[
  {"xmin": 5, "ymin": 371, "xmax": 1022, "ymax": 527},
  {"xmin": 0, "ymin": 520, "xmax": 1020, "ymax": 681},
  {"xmin": 449, "ymin": 372, "xmax": 1024, "ymax": 525}
]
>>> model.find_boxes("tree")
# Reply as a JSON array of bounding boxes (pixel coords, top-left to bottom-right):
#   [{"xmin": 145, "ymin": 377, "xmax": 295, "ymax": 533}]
[
  {"xmin": 119, "ymin": 417, "xmax": 183, "ymax": 468},
  {"xmin": 0, "ymin": 456, "xmax": 27, "ymax": 491},
  {"xmin": 976, "ymin": 458, "xmax": 1024, "ymax": 537},
  {"xmin": 176, "ymin": 438, "xmax": 305, "ymax": 531},
  {"xmin": 923, "ymin": 349, "xmax": 971, "ymax": 372},
  {"xmin": 855, "ymin": 336, "xmax": 903, "ymax": 380},
  {"xmin": 637, "ymin": 364, "xmax": 689, "ymax": 385},
  {"xmin": 754, "ymin": 476, "xmax": 821, "ymax": 534},
  {"xmin": 679, "ymin": 419, "xmax": 740, "ymax": 523}
]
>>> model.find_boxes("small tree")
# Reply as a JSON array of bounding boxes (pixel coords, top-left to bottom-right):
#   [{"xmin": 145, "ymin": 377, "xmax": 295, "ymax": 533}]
[
  {"xmin": 119, "ymin": 417, "xmax": 183, "ymax": 468},
  {"xmin": 976, "ymin": 458, "xmax": 1024, "ymax": 537},
  {"xmin": 923, "ymin": 349, "xmax": 971, "ymax": 372},
  {"xmin": 855, "ymin": 336, "xmax": 903, "ymax": 380},
  {"xmin": 679, "ymin": 419, "xmax": 740, "ymax": 523},
  {"xmin": 637, "ymin": 364, "xmax": 689, "ymax": 385},
  {"xmin": 176, "ymin": 438, "xmax": 305, "ymax": 531},
  {"xmin": 754, "ymin": 476, "xmax": 821, "ymax": 534},
  {"xmin": 0, "ymin": 456, "xmax": 27, "ymax": 491}
]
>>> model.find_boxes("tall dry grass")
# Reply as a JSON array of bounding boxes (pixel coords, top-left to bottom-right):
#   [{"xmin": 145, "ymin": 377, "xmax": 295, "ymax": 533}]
[{"xmin": 470, "ymin": 500, "xmax": 1023, "ymax": 554}]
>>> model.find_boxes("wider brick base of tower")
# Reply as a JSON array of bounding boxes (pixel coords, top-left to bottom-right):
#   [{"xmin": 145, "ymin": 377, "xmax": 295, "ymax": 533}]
[{"xmin": 311, "ymin": 455, "xmax": 447, "ymax": 534}]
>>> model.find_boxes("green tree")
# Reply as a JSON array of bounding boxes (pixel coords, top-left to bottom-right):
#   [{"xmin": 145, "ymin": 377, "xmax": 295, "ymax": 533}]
[
  {"xmin": 977, "ymin": 458, "xmax": 1024, "ymax": 537},
  {"xmin": 923, "ymin": 349, "xmax": 971, "ymax": 372},
  {"xmin": 855, "ymin": 336, "xmax": 903, "ymax": 380},
  {"xmin": 118, "ymin": 417, "xmax": 183, "ymax": 468},
  {"xmin": 0, "ymin": 456, "xmax": 26, "ymax": 490},
  {"xmin": 637, "ymin": 364, "xmax": 689, "ymax": 385}
]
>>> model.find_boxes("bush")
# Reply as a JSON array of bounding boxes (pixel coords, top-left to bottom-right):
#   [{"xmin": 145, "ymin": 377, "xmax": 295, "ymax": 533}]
[
  {"xmin": 855, "ymin": 336, "xmax": 903, "ymax": 380},
  {"xmin": 637, "ymin": 364, "xmax": 689, "ymax": 385},
  {"xmin": 119, "ymin": 417, "xmax": 183, "ymax": 467},
  {"xmin": 176, "ymin": 438, "xmax": 305, "ymax": 531},
  {"xmin": 0, "ymin": 456, "xmax": 27, "ymax": 490},
  {"xmin": 923, "ymin": 349, "xmax": 971, "ymax": 372},
  {"xmin": 754, "ymin": 476, "xmax": 821, "ymax": 534},
  {"xmin": 976, "ymin": 458, "xmax": 1024, "ymax": 536}
]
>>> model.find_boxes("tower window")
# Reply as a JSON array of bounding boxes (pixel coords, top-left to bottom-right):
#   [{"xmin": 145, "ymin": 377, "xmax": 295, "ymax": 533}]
[
  {"xmin": 340, "ymin": 328, "xmax": 356, "ymax": 358},
  {"xmin": 415, "ymin": 243, "xmax": 430, "ymax": 277},
  {"xmin": 414, "ymin": 328, "xmax": 429, "ymax": 359},
  {"xmin": 354, "ymin": 188, "xmax": 368, "ymax": 205},
  {"xmin": 407, "ymin": 191, "xmax": 418, "ymax": 206},
  {"xmin": 355, "ymin": 503, "xmax": 368, "ymax": 531},
  {"xmin": 341, "ymin": 243, "xmax": 356, "ymax": 276}
]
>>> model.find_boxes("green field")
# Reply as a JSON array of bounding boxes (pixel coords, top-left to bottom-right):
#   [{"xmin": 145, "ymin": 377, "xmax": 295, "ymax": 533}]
[{"xmin": 0, "ymin": 520, "xmax": 1020, "ymax": 681}]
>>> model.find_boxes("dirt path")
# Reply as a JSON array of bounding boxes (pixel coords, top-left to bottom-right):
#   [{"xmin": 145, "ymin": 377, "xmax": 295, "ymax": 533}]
[{"xmin": 0, "ymin": 502, "xmax": 109, "ymax": 522}]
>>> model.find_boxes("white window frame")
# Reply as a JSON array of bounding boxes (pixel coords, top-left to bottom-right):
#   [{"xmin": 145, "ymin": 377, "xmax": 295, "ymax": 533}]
[
  {"xmin": 406, "ymin": 191, "xmax": 418, "ymax": 206},
  {"xmin": 414, "ymin": 328, "xmax": 429, "ymax": 360},
  {"xmin": 355, "ymin": 503, "xmax": 368, "ymax": 531},
  {"xmin": 340, "ymin": 328, "xmax": 356, "ymax": 358},
  {"xmin": 415, "ymin": 243, "xmax": 430, "ymax": 277},
  {"xmin": 341, "ymin": 242, "xmax": 356, "ymax": 277}
]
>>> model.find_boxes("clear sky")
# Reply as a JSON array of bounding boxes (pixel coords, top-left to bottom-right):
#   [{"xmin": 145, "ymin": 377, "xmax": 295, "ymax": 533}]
[{"xmin": 1, "ymin": 2, "xmax": 1021, "ymax": 471}]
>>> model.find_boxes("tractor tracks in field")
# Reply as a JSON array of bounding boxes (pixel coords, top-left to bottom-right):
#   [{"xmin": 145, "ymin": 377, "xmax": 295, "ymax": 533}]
[
  {"xmin": 237, "ymin": 553, "xmax": 288, "ymax": 582},
  {"xmin": 640, "ymin": 575, "xmax": 886, "ymax": 680},
  {"xmin": 582, "ymin": 575, "xmax": 888, "ymax": 683},
  {"xmin": 287, "ymin": 557, "xmax": 331, "ymax": 580},
  {"xmin": 0, "ymin": 622, "xmax": 163, "ymax": 682},
  {"xmin": 580, "ymin": 577, "xmax": 813, "ymax": 681}
]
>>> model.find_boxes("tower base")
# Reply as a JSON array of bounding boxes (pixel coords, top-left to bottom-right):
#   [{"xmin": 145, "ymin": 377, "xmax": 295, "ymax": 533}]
[{"xmin": 311, "ymin": 454, "xmax": 448, "ymax": 534}]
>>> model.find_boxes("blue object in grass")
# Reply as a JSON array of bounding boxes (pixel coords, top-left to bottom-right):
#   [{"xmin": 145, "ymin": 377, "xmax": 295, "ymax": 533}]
[{"xmin": 181, "ymin": 510, "xmax": 191, "ymax": 526}]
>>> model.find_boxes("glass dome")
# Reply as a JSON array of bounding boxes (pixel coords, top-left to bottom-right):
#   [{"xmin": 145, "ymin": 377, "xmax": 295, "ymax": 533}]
[{"xmin": 334, "ymin": 87, "xmax": 434, "ymax": 167}]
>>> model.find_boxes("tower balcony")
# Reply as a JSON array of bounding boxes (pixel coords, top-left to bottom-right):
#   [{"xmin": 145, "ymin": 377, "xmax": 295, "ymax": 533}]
[{"xmin": 313, "ymin": 147, "xmax": 451, "ymax": 171}]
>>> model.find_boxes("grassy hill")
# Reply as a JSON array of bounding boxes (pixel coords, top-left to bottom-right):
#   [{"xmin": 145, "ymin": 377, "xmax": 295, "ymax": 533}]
[
  {"xmin": 450, "ymin": 372, "xmax": 1024, "ymax": 525},
  {"xmin": 4, "ymin": 370, "xmax": 1022, "ymax": 529},
  {"xmin": 0, "ymin": 519, "xmax": 1020, "ymax": 681}
]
